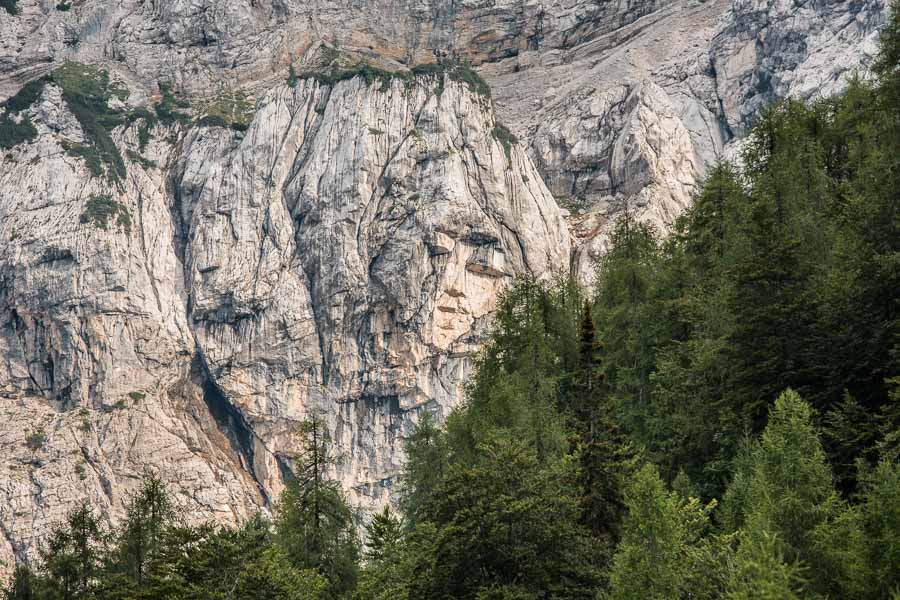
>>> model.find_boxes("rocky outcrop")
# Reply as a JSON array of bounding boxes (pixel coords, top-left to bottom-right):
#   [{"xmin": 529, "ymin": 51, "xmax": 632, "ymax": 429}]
[
  {"xmin": 483, "ymin": 0, "xmax": 886, "ymax": 281},
  {"xmin": 0, "ymin": 0, "xmax": 888, "ymax": 575},
  {"xmin": 0, "ymin": 70, "xmax": 568, "ymax": 572},
  {"xmin": 711, "ymin": 0, "xmax": 887, "ymax": 138}
]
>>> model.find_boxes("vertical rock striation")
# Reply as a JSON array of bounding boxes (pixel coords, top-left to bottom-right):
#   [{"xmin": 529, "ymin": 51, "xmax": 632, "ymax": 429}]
[
  {"xmin": 0, "ymin": 0, "xmax": 888, "ymax": 574},
  {"xmin": 0, "ymin": 70, "xmax": 569, "ymax": 572}
]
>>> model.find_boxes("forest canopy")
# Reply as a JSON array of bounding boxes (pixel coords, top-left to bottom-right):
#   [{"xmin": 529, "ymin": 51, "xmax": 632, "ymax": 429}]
[{"xmin": 4, "ymin": 2, "xmax": 900, "ymax": 599}]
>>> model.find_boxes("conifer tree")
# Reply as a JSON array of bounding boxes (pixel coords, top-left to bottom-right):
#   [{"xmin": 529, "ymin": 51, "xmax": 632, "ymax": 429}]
[
  {"xmin": 40, "ymin": 503, "xmax": 106, "ymax": 600},
  {"xmin": 677, "ymin": 160, "xmax": 745, "ymax": 274},
  {"xmin": 726, "ymin": 151, "xmax": 816, "ymax": 426},
  {"xmin": 733, "ymin": 390, "xmax": 837, "ymax": 564},
  {"xmin": 608, "ymin": 463, "xmax": 686, "ymax": 600},
  {"xmin": 363, "ymin": 506, "xmax": 402, "ymax": 564},
  {"xmin": 418, "ymin": 437, "xmax": 600, "ymax": 599},
  {"xmin": 569, "ymin": 302, "xmax": 635, "ymax": 542},
  {"xmin": 399, "ymin": 412, "xmax": 448, "ymax": 527},
  {"xmin": 108, "ymin": 474, "xmax": 175, "ymax": 586},
  {"xmin": 721, "ymin": 389, "xmax": 874, "ymax": 598},
  {"xmin": 593, "ymin": 215, "xmax": 668, "ymax": 444},
  {"xmin": 727, "ymin": 533, "xmax": 802, "ymax": 600},
  {"xmin": 452, "ymin": 277, "xmax": 573, "ymax": 464},
  {"xmin": 2, "ymin": 566, "xmax": 37, "ymax": 600},
  {"xmin": 859, "ymin": 460, "xmax": 900, "ymax": 597},
  {"xmin": 276, "ymin": 415, "xmax": 359, "ymax": 598}
]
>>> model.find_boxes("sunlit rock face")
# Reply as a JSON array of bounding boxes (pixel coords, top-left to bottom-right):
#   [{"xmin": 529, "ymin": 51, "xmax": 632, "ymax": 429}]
[
  {"xmin": 0, "ymin": 0, "xmax": 886, "ymax": 573},
  {"xmin": 0, "ymin": 71, "xmax": 568, "ymax": 571}
]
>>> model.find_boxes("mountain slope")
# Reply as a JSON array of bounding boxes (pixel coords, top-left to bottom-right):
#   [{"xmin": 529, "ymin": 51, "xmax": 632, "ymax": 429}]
[{"xmin": 0, "ymin": 0, "xmax": 887, "ymax": 572}]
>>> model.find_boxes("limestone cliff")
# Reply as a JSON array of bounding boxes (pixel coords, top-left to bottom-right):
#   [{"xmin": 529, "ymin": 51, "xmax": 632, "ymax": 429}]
[{"xmin": 0, "ymin": 0, "xmax": 887, "ymax": 572}]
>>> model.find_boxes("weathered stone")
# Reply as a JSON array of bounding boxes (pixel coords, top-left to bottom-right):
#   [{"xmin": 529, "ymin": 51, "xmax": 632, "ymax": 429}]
[
  {"xmin": 0, "ymin": 0, "xmax": 887, "ymax": 577},
  {"xmin": 0, "ymin": 71, "xmax": 569, "ymax": 574}
]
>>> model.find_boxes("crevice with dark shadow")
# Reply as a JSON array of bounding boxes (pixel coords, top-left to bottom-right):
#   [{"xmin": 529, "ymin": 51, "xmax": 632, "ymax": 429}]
[{"xmin": 192, "ymin": 354, "xmax": 272, "ymax": 506}]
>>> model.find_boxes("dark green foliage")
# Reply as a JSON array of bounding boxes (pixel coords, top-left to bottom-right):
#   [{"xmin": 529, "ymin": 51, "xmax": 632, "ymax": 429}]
[
  {"xmin": 569, "ymin": 303, "xmax": 636, "ymax": 543},
  {"xmin": 446, "ymin": 277, "xmax": 583, "ymax": 465},
  {"xmin": 63, "ymin": 142, "xmax": 104, "ymax": 177},
  {"xmin": 609, "ymin": 463, "xmax": 729, "ymax": 600},
  {"xmin": 413, "ymin": 437, "xmax": 602, "ymax": 599},
  {"xmin": 722, "ymin": 391, "xmax": 839, "ymax": 579},
  {"xmin": 822, "ymin": 392, "xmax": 881, "ymax": 491},
  {"xmin": 276, "ymin": 416, "xmax": 359, "ymax": 599},
  {"xmin": 56, "ymin": 2, "xmax": 71, "ymax": 10},
  {"xmin": 718, "ymin": 390, "xmax": 900, "ymax": 600},
  {"xmin": 80, "ymin": 194, "xmax": 131, "ymax": 233},
  {"xmin": 608, "ymin": 464, "xmax": 688, "ymax": 599},
  {"xmin": 299, "ymin": 60, "xmax": 492, "ymax": 98},
  {"xmin": 40, "ymin": 503, "xmax": 106, "ymax": 599},
  {"xmin": 201, "ymin": 88, "xmax": 254, "ymax": 131},
  {"xmin": 126, "ymin": 107, "xmax": 157, "ymax": 151},
  {"xmin": 0, "ymin": 115, "xmax": 37, "ymax": 149},
  {"xmin": 407, "ymin": 63, "xmax": 445, "ymax": 78},
  {"xmin": 492, "ymin": 124, "xmax": 517, "ymax": 160},
  {"xmin": 362, "ymin": 506, "xmax": 402, "ymax": 564},
  {"xmin": 288, "ymin": 64, "xmax": 298, "ymax": 88},
  {"xmin": 0, "ymin": 78, "xmax": 46, "ymax": 149},
  {"xmin": 399, "ymin": 412, "xmax": 448, "ymax": 527},
  {"xmin": 3, "ymin": 79, "xmax": 47, "ymax": 113},
  {"xmin": 2, "ymin": 478, "xmax": 326, "ymax": 600},
  {"xmin": 153, "ymin": 82, "xmax": 190, "ymax": 125},
  {"xmin": 446, "ymin": 62, "xmax": 492, "ymax": 99},
  {"xmin": 125, "ymin": 149, "xmax": 155, "ymax": 170},
  {"xmin": 594, "ymin": 42, "xmax": 900, "ymax": 497},
  {"xmin": 24, "ymin": 428, "xmax": 45, "ymax": 451},
  {"xmin": 396, "ymin": 278, "xmax": 606, "ymax": 599},
  {"xmin": 726, "ymin": 533, "xmax": 803, "ymax": 600},
  {"xmin": 354, "ymin": 507, "xmax": 409, "ymax": 600},
  {"xmin": 105, "ymin": 475, "xmax": 173, "ymax": 587},
  {"xmin": 0, "ymin": 0, "xmax": 17, "ymax": 15},
  {"xmin": 197, "ymin": 114, "xmax": 229, "ymax": 129},
  {"xmin": 857, "ymin": 460, "xmax": 900, "ymax": 597},
  {"xmin": 299, "ymin": 62, "xmax": 399, "ymax": 91},
  {"xmin": 3, "ymin": 13, "xmax": 899, "ymax": 595},
  {"xmin": 354, "ymin": 522, "xmax": 437, "ymax": 600},
  {"xmin": 3, "ymin": 566, "xmax": 37, "ymax": 600},
  {"xmin": 140, "ymin": 516, "xmax": 323, "ymax": 600},
  {"xmin": 51, "ymin": 61, "xmax": 128, "ymax": 183}
]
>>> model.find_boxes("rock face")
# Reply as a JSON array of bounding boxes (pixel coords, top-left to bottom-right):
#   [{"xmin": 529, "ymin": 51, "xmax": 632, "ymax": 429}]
[
  {"xmin": 483, "ymin": 0, "xmax": 886, "ymax": 280},
  {"xmin": 0, "ymin": 0, "xmax": 887, "ymax": 574},
  {"xmin": 0, "ymin": 70, "xmax": 568, "ymax": 570}
]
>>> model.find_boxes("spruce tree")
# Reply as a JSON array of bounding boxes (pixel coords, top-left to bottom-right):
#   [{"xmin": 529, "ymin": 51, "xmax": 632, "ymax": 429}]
[
  {"xmin": 721, "ymin": 389, "xmax": 875, "ymax": 597},
  {"xmin": 399, "ymin": 411, "xmax": 448, "ymax": 527},
  {"xmin": 859, "ymin": 460, "xmax": 900, "ymax": 597},
  {"xmin": 363, "ymin": 506, "xmax": 402, "ymax": 563},
  {"xmin": 418, "ymin": 437, "xmax": 600, "ymax": 599},
  {"xmin": 677, "ymin": 160, "xmax": 745, "ymax": 274},
  {"xmin": 735, "ymin": 390, "xmax": 837, "ymax": 565},
  {"xmin": 2, "ymin": 566, "xmax": 37, "ymax": 600},
  {"xmin": 568, "ymin": 302, "xmax": 635, "ymax": 543}
]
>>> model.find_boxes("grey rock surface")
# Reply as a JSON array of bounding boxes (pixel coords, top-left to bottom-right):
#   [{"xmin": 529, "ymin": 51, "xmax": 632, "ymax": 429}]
[
  {"xmin": 0, "ymin": 0, "xmax": 887, "ymax": 574},
  {"xmin": 0, "ymin": 71, "xmax": 568, "ymax": 572},
  {"xmin": 483, "ymin": 0, "xmax": 886, "ymax": 281}
]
